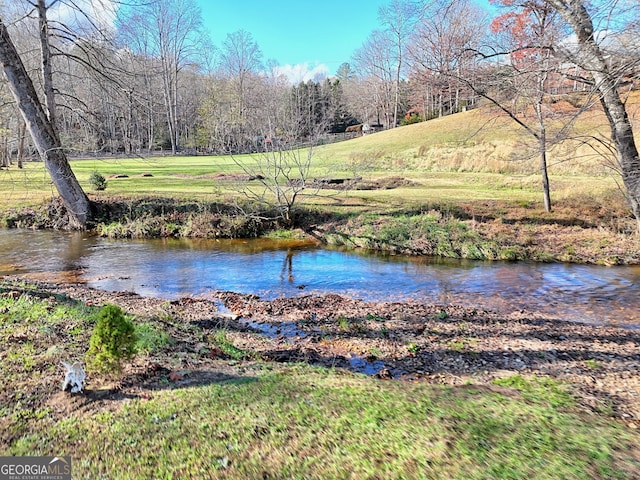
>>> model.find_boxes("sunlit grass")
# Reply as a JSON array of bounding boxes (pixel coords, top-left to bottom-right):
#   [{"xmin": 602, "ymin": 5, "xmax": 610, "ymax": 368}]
[
  {"xmin": 0, "ymin": 154, "xmax": 622, "ymax": 214},
  {"xmin": 0, "ymin": 98, "xmax": 633, "ymax": 213},
  {"xmin": 8, "ymin": 363, "xmax": 640, "ymax": 479}
]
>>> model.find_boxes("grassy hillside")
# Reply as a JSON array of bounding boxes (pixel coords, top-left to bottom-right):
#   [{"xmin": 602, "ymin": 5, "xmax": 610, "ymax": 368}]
[{"xmin": 316, "ymin": 94, "xmax": 640, "ymax": 176}]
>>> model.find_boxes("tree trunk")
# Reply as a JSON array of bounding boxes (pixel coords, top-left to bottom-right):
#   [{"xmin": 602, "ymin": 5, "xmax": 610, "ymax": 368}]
[
  {"xmin": 2, "ymin": 120, "xmax": 8, "ymax": 167},
  {"xmin": 37, "ymin": 0, "xmax": 57, "ymax": 130},
  {"xmin": 549, "ymin": 0, "xmax": 640, "ymax": 232},
  {"xmin": 0, "ymin": 18, "xmax": 91, "ymax": 229},
  {"xmin": 17, "ymin": 120, "xmax": 26, "ymax": 168},
  {"xmin": 540, "ymin": 134, "xmax": 551, "ymax": 212},
  {"xmin": 595, "ymin": 79, "xmax": 640, "ymax": 232}
]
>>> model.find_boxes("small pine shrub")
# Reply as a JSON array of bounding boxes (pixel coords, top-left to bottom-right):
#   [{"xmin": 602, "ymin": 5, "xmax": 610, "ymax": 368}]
[
  {"xmin": 86, "ymin": 304, "xmax": 137, "ymax": 374},
  {"xmin": 89, "ymin": 171, "xmax": 108, "ymax": 191}
]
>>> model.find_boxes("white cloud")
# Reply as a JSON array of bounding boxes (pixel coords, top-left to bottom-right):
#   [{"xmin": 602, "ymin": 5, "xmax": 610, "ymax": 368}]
[
  {"xmin": 274, "ymin": 62, "xmax": 330, "ymax": 84},
  {"xmin": 49, "ymin": 0, "xmax": 118, "ymax": 33}
]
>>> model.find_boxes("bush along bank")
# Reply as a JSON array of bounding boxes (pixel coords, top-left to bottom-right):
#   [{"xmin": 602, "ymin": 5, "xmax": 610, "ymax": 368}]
[
  {"xmin": 311, "ymin": 208, "xmax": 640, "ymax": 265},
  {"xmin": 2, "ymin": 197, "xmax": 639, "ymax": 265},
  {"xmin": 2, "ymin": 197, "xmax": 277, "ymax": 239}
]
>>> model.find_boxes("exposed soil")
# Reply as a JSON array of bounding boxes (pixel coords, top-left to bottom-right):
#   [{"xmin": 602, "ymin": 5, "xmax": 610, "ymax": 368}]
[
  {"xmin": 309, "ymin": 176, "xmax": 418, "ymax": 190},
  {"xmin": 21, "ymin": 278, "xmax": 640, "ymax": 430}
]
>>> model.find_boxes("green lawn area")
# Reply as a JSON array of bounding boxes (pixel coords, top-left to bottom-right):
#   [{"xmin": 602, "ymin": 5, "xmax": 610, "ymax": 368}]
[
  {"xmin": 0, "ymin": 152, "xmax": 620, "ymax": 211},
  {"xmin": 0, "ymin": 103, "xmax": 628, "ymax": 213},
  {"xmin": 10, "ymin": 366, "xmax": 639, "ymax": 479}
]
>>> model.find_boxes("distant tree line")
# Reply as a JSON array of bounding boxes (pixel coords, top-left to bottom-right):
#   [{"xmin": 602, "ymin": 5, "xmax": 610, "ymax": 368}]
[
  {"xmin": 1, "ymin": 0, "xmax": 638, "ymax": 160},
  {"xmin": 1, "ymin": 0, "xmax": 640, "ymax": 229}
]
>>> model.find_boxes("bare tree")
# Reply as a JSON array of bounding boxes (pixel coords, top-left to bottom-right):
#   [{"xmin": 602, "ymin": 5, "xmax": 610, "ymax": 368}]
[
  {"xmin": 212, "ymin": 30, "xmax": 265, "ymax": 152},
  {"xmin": 219, "ymin": 30, "xmax": 263, "ymax": 99},
  {"xmin": 482, "ymin": 0, "xmax": 565, "ymax": 212},
  {"xmin": 352, "ymin": 30, "xmax": 396, "ymax": 128},
  {"xmin": 409, "ymin": 0, "xmax": 485, "ymax": 118},
  {"xmin": 0, "ymin": 16, "xmax": 91, "ymax": 228},
  {"xmin": 116, "ymin": 23, "xmax": 166, "ymax": 152},
  {"xmin": 0, "ymin": 0, "xmax": 139, "ymax": 226},
  {"xmin": 230, "ymin": 85, "xmax": 329, "ymax": 224},
  {"xmin": 378, "ymin": 0, "xmax": 419, "ymax": 127},
  {"xmin": 411, "ymin": 0, "xmax": 597, "ymax": 212},
  {"xmin": 119, "ymin": 0, "xmax": 205, "ymax": 154},
  {"xmin": 234, "ymin": 144, "xmax": 316, "ymax": 225},
  {"xmin": 546, "ymin": 0, "xmax": 640, "ymax": 231}
]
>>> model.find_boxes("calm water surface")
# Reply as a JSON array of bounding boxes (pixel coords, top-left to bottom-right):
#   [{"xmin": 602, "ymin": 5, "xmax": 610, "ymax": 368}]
[{"xmin": 1, "ymin": 230, "xmax": 638, "ymax": 327}]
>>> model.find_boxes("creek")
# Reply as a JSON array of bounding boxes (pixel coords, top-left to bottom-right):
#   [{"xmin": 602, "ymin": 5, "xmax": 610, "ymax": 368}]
[{"xmin": 1, "ymin": 230, "xmax": 639, "ymax": 328}]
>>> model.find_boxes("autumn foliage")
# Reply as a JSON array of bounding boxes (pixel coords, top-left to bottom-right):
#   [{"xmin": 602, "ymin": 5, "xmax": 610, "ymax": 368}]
[{"xmin": 489, "ymin": 0, "xmax": 556, "ymax": 63}]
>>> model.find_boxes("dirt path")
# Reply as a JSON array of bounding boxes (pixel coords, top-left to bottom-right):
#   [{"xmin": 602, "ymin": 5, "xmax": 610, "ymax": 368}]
[{"xmin": 31, "ymin": 279, "xmax": 640, "ymax": 428}]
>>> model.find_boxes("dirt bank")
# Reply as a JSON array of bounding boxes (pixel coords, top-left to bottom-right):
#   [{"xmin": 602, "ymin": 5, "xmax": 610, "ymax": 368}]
[{"xmin": 20, "ymin": 278, "xmax": 640, "ymax": 429}]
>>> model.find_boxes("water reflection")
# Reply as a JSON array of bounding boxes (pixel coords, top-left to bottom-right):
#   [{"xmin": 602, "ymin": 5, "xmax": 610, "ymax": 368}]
[{"xmin": 1, "ymin": 229, "xmax": 639, "ymax": 327}]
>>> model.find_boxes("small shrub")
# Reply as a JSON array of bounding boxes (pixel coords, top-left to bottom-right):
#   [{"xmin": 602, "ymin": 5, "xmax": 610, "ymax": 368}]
[
  {"xmin": 89, "ymin": 171, "xmax": 108, "ymax": 191},
  {"xmin": 338, "ymin": 316, "xmax": 350, "ymax": 330},
  {"xmin": 86, "ymin": 305, "xmax": 137, "ymax": 374}
]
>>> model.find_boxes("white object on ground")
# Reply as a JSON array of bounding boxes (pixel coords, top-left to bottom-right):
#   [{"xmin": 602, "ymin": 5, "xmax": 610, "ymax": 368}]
[{"xmin": 61, "ymin": 361, "xmax": 86, "ymax": 393}]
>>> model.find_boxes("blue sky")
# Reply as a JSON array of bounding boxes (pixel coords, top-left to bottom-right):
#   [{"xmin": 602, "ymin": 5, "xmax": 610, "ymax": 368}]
[
  {"xmin": 197, "ymin": 0, "xmax": 494, "ymax": 82},
  {"xmin": 197, "ymin": 0, "xmax": 401, "ymax": 81}
]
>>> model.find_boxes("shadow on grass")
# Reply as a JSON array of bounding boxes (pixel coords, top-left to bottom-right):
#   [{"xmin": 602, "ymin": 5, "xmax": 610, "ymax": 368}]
[
  {"xmin": 198, "ymin": 291, "xmax": 640, "ymax": 420},
  {"xmin": 62, "ymin": 371, "xmax": 259, "ymax": 413}
]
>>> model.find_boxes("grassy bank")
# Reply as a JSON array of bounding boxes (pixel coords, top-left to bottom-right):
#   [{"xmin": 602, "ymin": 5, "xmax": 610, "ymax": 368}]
[
  {"xmin": 1, "ymin": 104, "xmax": 639, "ymax": 264},
  {"xmin": 10, "ymin": 368, "xmax": 639, "ymax": 479},
  {"xmin": 1, "ymin": 282, "xmax": 639, "ymax": 479},
  {"xmin": 3, "ymin": 189, "xmax": 638, "ymax": 264}
]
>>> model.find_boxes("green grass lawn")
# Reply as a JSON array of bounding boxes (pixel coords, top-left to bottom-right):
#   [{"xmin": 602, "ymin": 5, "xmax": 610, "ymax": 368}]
[
  {"xmin": 0, "ymin": 101, "xmax": 629, "ymax": 213},
  {"xmin": 10, "ymin": 367, "xmax": 639, "ymax": 479},
  {"xmin": 2, "ymin": 290, "xmax": 638, "ymax": 479},
  {"xmin": 0, "ymin": 152, "xmax": 621, "ymax": 211}
]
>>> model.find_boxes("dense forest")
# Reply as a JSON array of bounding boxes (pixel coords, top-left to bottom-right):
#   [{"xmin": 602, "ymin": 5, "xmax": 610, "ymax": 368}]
[{"xmin": 0, "ymin": 0, "xmax": 634, "ymax": 160}]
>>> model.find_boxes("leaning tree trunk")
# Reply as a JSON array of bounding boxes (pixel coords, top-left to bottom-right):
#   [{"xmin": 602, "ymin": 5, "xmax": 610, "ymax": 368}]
[
  {"xmin": 595, "ymin": 79, "xmax": 640, "ymax": 232},
  {"xmin": 549, "ymin": 0, "xmax": 640, "ymax": 232},
  {"xmin": 539, "ymin": 134, "xmax": 552, "ymax": 212},
  {"xmin": 0, "ymin": 18, "xmax": 91, "ymax": 229}
]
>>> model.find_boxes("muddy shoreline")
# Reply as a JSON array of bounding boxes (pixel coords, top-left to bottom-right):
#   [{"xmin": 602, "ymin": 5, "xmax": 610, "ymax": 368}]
[{"xmin": 10, "ymin": 276, "xmax": 638, "ymax": 428}]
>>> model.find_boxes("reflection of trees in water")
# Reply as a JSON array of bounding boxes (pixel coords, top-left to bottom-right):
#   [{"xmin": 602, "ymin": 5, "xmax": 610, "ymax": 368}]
[
  {"xmin": 62, "ymin": 232, "xmax": 89, "ymax": 271},
  {"xmin": 281, "ymin": 249, "xmax": 294, "ymax": 283}
]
